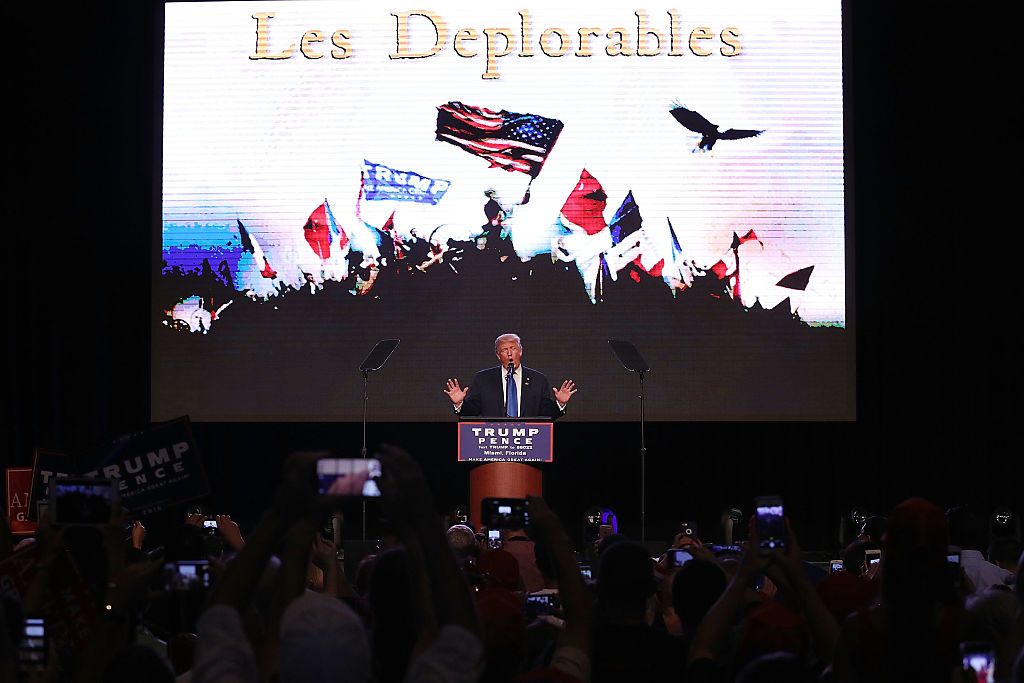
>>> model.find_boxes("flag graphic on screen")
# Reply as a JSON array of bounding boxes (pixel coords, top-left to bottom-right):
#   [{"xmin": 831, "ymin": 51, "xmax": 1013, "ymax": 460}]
[
  {"xmin": 237, "ymin": 220, "xmax": 276, "ymax": 279},
  {"xmin": 664, "ymin": 218, "xmax": 693, "ymax": 289},
  {"xmin": 553, "ymin": 169, "xmax": 612, "ymax": 303},
  {"xmin": 730, "ymin": 229, "xmax": 763, "ymax": 249},
  {"xmin": 435, "ymin": 102, "xmax": 564, "ymax": 178},
  {"xmin": 362, "ymin": 160, "xmax": 451, "ymax": 205},
  {"xmin": 601, "ymin": 192, "xmax": 666, "ymax": 280},
  {"xmin": 776, "ymin": 265, "xmax": 814, "ymax": 290},
  {"xmin": 304, "ymin": 201, "xmax": 349, "ymax": 261}
]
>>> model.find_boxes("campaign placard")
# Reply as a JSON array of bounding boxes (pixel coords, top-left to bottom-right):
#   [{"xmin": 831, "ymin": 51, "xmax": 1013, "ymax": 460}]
[
  {"xmin": 78, "ymin": 416, "xmax": 208, "ymax": 517},
  {"xmin": 458, "ymin": 421, "xmax": 553, "ymax": 462},
  {"xmin": 6, "ymin": 468, "xmax": 36, "ymax": 534},
  {"xmin": 27, "ymin": 449, "xmax": 76, "ymax": 522}
]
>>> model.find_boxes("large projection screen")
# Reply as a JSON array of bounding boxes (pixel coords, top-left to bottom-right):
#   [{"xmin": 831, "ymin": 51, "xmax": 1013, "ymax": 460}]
[{"xmin": 154, "ymin": 0, "xmax": 850, "ymax": 422}]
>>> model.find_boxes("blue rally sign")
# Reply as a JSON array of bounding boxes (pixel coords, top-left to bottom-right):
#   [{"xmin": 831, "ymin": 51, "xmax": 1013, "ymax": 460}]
[
  {"xmin": 78, "ymin": 417, "xmax": 209, "ymax": 517},
  {"xmin": 458, "ymin": 421, "xmax": 553, "ymax": 462},
  {"xmin": 363, "ymin": 160, "xmax": 451, "ymax": 205}
]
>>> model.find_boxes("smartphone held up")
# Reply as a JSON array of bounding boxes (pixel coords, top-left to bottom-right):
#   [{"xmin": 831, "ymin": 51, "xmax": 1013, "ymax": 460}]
[
  {"xmin": 482, "ymin": 497, "xmax": 529, "ymax": 530},
  {"xmin": 666, "ymin": 548, "xmax": 693, "ymax": 569},
  {"xmin": 19, "ymin": 617, "xmax": 47, "ymax": 670},
  {"xmin": 961, "ymin": 641, "xmax": 995, "ymax": 683},
  {"xmin": 754, "ymin": 495, "xmax": 786, "ymax": 553},
  {"xmin": 316, "ymin": 458, "xmax": 382, "ymax": 497},
  {"xmin": 49, "ymin": 477, "xmax": 118, "ymax": 526}
]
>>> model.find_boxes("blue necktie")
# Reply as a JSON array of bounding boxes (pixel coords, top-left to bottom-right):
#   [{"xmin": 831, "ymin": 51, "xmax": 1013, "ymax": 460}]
[{"xmin": 506, "ymin": 369, "xmax": 518, "ymax": 417}]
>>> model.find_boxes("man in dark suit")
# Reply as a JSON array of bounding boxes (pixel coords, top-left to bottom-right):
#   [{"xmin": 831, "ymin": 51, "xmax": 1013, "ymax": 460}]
[{"xmin": 444, "ymin": 333, "xmax": 577, "ymax": 418}]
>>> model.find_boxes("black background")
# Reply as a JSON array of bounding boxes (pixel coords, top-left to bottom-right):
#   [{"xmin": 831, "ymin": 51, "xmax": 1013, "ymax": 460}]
[{"xmin": 7, "ymin": 3, "xmax": 1016, "ymax": 550}]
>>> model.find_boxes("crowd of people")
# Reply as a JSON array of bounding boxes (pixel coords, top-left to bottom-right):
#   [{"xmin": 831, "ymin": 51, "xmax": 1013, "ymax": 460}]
[{"xmin": 2, "ymin": 448, "xmax": 1021, "ymax": 682}]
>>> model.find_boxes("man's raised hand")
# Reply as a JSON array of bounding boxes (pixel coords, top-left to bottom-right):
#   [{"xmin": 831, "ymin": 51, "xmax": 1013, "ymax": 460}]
[
  {"xmin": 553, "ymin": 379, "xmax": 578, "ymax": 405},
  {"xmin": 444, "ymin": 378, "xmax": 468, "ymax": 405}
]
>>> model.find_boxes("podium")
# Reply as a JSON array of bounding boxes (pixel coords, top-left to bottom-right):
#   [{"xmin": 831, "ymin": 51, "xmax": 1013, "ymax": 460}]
[
  {"xmin": 457, "ymin": 417, "xmax": 552, "ymax": 530},
  {"xmin": 468, "ymin": 463, "xmax": 542, "ymax": 530}
]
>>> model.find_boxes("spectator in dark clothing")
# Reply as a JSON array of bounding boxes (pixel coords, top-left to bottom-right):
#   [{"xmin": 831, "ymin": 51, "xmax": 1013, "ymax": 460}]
[
  {"xmin": 367, "ymin": 546, "xmax": 417, "ymax": 683},
  {"xmin": 672, "ymin": 557, "xmax": 728, "ymax": 642},
  {"xmin": 841, "ymin": 539, "xmax": 881, "ymax": 577},
  {"xmin": 592, "ymin": 540, "xmax": 685, "ymax": 683},
  {"xmin": 736, "ymin": 651, "xmax": 817, "ymax": 683},
  {"xmin": 833, "ymin": 497, "xmax": 976, "ymax": 682},
  {"xmin": 858, "ymin": 516, "xmax": 888, "ymax": 544}
]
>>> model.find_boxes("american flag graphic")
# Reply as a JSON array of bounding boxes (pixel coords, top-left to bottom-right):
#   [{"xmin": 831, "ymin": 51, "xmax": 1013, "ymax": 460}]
[{"xmin": 435, "ymin": 101, "xmax": 564, "ymax": 178}]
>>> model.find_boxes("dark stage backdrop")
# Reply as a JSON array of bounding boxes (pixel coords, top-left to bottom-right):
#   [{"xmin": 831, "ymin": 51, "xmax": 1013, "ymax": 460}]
[
  {"xmin": 8, "ymin": 3, "xmax": 1015, "ymax": 551},
  {"xmin": 153, "ymin": 1, "xmax": 851, "ymax": 422}
]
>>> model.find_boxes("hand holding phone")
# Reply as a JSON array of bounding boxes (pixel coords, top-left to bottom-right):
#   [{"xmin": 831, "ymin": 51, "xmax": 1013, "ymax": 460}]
[
  {"xmin": 164, "ymin": 560, "xmax": 212, "ymax": 591},
  {"xmin": 666, "ymin": 548, "xmax": 693, "ymax": 568},
  {"xmin": 960, "ymin": 641, "xmax": 995, "ymax": 683},
  {"xmin": 482, "ymin": 498, "xmax": 529, "ymax": 530},
  {"xmin": 864, "ymin": 548, "xmax": 881, "ymax": 571},
  {"xmin": 754, "ymin": 496, "xmax": 786, "ymax": 554},
  {"xmin": 18, "ymin": 617, "xmax": 47, "ymax": 670},
  {"xmin": 50, "ymin": 477, "xmax": 118, "ymax": 526},
  {"xmin": 525, "ymin": 593, "xmax": 561, "ymax": 617}
]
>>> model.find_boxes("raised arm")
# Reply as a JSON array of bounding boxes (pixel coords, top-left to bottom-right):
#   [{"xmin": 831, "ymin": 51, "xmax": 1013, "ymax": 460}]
[
  {"xmin": 527, "ymin": 495, "xmax": 593, "ymax": 674},
  {"xmin": 444, "ymin": 378, "xmax": 469, "ymax": 408},
  {"xmin": 378, "ymin": 445, "xmax": 479, "ymax": 637},
  {"xmin": 766, "ymin": 519, "xmax": 839, "ymax": 665},
  {"xmin": 688, "ymin": 528, "xmax": 768, "ymax": 664}
]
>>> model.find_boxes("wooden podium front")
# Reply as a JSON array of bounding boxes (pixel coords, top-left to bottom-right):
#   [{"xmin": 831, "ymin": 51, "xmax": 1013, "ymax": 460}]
[{"xmin": 468, "ymin": 462, "xmax": 542, "ymax": 530}]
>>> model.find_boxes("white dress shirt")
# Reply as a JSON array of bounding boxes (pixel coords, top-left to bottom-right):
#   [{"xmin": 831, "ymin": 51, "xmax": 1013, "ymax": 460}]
[{"xmin": 960, "ymin": 549, "xmax": 1013, "ymax": 592}]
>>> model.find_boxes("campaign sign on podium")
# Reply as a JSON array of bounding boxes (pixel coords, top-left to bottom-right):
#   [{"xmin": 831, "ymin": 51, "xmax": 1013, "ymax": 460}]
[{"xmin": 457, "ymin": 418, "xmax": 553, "ymax": 462}]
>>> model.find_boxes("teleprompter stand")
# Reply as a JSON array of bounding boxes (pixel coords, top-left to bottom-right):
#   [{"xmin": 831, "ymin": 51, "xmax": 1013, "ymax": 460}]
[
  {"xmin": 608, "ymin": 339, "xmax": 651, "ymax": 542},
  {"xmin": 357, "ymin": 339, "xmax": 400, "ymax": 539}
]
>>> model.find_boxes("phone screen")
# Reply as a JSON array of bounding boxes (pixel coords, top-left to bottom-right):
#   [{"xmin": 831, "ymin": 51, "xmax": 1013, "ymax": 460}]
[
  {"xmin": 525, "ymin": 593, "xmax": 560, "ymax": 617},
  {"xmin": 579, "ymin": 564, "xmax": 592, "ymax": 580},
  {"xmin": 487, "ymin": 528, "xmax": 502, "ymax": 549},
  {"xmin": 755, "ymin": 497, "xmax": 786, "ymax": 552},
  {"xmin": 483, "ymin": 498, "xmax": 529, "ymax": 529},
  {"xmin": 666, "ymin": 548, "xmax": 693, "ymax": 568},
  {"xmin": 316, "ymin": 458, "xmax": 382, "ymax": 497},
  {"xmin": 710, "ymin": 544, "xmax": 743, "ymax": 557},
  {"xmin": 164, "ymin": 560, "xmax": 212, "ymax": 591},
  {"xmin": 830, "ymin": 559, "xmax": 844, "ymax": 573},
  {"xmin": 203, "ymin": 519, "xmax": 218, "ymax": 530},
  {"xmin": 52, "ymin": 478, "xmax": 115, "ymax": 526},
  {"xmin": 19, "ymin": 617, "xmax": 46, "ymax": 666},
  {"xmin": 961, "ymin": 642, "xmax": 995, "ymax": 683}
]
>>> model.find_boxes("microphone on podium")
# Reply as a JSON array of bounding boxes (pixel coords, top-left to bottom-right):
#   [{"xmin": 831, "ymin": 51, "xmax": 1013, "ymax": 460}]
[{"xmin": 507, "ymin": 360, "xmax": 514, "ymax": 374}]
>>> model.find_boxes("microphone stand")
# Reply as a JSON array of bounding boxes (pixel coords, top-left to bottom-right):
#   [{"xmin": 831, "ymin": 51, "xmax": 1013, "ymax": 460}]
[
  {"xmin": 607, "ymin": 340, "xmax": 651, "ymax": 543},
  {"xmin": 357, "ymin": 339, "xmax": 401, "ymax": 539},
  {"xmin": 639, "ymin": 368, "xmax": 646, "ymax": 542}
]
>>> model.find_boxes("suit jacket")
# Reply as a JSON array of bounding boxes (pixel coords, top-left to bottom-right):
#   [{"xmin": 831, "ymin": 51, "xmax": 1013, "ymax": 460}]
[{"xmin": 459, "ymin": 366, "xmax": 565, "ymax": 420}]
